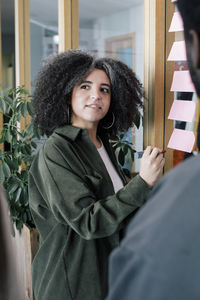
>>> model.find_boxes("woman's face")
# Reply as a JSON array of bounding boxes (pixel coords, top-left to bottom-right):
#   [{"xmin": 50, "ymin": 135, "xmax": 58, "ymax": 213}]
[{"xmin": 71, "ymin": 69, "xmax": 111, "ymax": 129}]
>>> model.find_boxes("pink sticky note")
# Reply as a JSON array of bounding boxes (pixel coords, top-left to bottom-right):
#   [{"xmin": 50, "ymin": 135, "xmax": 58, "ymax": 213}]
[
  {"xmin": 168, "ymin": 128, "xmax": 195, "ymax": 152},
  {"xmin": 168, "ymin": 41, "xmax": 187, "ymax": 61},
  {"xmin": 171, "ymin": 71, "xmax": 196, "ymax": 92},
  {"xmin": 168, "ymin": 100, "xmax": 196, "ymax": 122},
  {"xmin": 169, "ymin": 12, "xmax": 184, "ymax": 32}
]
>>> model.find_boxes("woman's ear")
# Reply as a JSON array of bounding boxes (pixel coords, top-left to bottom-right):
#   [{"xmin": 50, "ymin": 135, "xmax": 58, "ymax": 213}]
[{"xmin": 189, "ymin": 30, "xmax": 200, "ymax": 69}]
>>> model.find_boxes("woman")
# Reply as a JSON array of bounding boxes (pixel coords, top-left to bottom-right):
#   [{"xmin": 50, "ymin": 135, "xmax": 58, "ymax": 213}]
[{"xmin": 29, "ymin": 49, "xmax": 165, "ymax": 300}]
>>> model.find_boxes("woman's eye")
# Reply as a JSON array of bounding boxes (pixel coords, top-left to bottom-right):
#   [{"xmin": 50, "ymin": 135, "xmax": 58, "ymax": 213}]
[
  {"xmin": 101, "ymin": 87, "xmax": 110, "ymax": 94},
  {"xmin": 80, "ymin": 85, "xmax": 89, "ymax": 90}
]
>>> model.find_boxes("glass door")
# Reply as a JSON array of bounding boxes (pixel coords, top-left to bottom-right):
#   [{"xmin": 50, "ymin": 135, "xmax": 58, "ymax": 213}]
[{"xmin": 79, "ymin": 0, "xmax": 144, "ymax": 173}]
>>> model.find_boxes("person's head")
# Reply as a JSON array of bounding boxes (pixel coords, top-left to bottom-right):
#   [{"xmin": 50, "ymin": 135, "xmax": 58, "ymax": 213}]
[
  {"xmin": 177, "ymin": 0, "xmax": 200, "ymax": 97},
  {"xmin": 70, "ymin": 68, "xmax": 111, "ymax": 130},
  {"xmin": 33, "ymin": 49, "xmax": 144, "ymax": 137}
]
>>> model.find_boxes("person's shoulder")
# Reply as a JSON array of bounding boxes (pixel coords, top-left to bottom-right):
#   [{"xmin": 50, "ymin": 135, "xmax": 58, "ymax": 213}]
[
  {"xmin": 29, "ymin": 131, "xmax": 69, "ymax": 168},
  {"xmin": 148, "ymin": 154, "xmax": 200, "ymax": 200},
  {"xmin": 53, "ymin": 125, "xmax": 82, "ymax": 142},
  {"xmin": 169, "ymin": 153, "xmax": 200, "ymax": 175},
  {"xmin": 43, "ymin": 126, "xmax": 77, "ymax": 151}
]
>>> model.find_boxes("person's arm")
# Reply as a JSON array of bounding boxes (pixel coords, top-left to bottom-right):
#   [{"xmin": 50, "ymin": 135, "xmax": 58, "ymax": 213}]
[{"xmin": 29, "ymin": 142, "xmax": 150, "ymax": 240}]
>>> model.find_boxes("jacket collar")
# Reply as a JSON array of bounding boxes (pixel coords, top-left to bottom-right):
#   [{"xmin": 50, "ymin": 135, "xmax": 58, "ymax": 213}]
[
  {"xmin": 54, "ymin": 125, "xmax": 87, "ymax": 141},
  {"xmin": 53, "ymin": 125, "xmax": 110, "ymax": 142},
  {"xmin": 53, "ymin": 125, "xmax": 127, "ymax": 185}
]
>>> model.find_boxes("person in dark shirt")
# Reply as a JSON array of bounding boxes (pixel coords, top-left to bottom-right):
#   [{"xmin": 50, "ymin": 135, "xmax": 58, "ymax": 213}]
[{"xmin": 106, "ymin": 0, "xmax": 200, "ymax": 299}]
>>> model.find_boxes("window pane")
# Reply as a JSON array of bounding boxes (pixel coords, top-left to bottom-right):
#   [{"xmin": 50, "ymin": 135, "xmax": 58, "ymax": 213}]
[
  {"xmin": 79, "ymin": 0, "xmax": 144, "ymax": 172},
  {"xmin": 30, "ymin": 0, "xmax": 58, "ymax": 89},
  {"xmin": 1, "ymin": 0, "xmax": 15, "ymax": 89}
]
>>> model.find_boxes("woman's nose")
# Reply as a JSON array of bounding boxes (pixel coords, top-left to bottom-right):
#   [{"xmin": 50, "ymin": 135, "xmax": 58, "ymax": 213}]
[
  {"xmin": 91, "ymin": 95, "xmax": 100, "ymax": 100},
  {"xmin": 91, "ymin": 90, "xmax": 101, "ymax": 100}
]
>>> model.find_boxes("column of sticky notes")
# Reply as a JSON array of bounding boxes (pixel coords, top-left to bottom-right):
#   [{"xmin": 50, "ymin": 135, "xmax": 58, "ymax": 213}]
[{"xmin": 167, "ymin": 8, "xmax": 196, "ymax": 153}]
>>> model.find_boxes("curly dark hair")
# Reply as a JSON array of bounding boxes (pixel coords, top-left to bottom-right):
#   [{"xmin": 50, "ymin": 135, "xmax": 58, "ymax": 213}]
[{"xmin": 33, "ymin": 49, "xmax": 144, "ymax": 137}]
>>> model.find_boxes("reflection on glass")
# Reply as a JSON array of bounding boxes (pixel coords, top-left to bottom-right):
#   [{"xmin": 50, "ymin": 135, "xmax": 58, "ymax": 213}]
[
  {"xmin": 79, "ymin": 0, "xmax": 144, "ymax": 172},
  {"xmin": 30, "ymin": 0, "xmax": 58, "ymax": 89},
  {"xmin": 1, "ymin": 0, "xmax": 15, "ymax": 89},
  {"xmin": 30, "ymin": 1, "xmax": 58, "ymax": 148}
]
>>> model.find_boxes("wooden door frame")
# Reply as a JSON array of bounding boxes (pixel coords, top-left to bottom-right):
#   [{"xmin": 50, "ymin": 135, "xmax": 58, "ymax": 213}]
[
  {"xmin": 58, "ymin": 0, "xmax": 79, "ymax": 52},
  {"xmin": 144, "ymin": 0, "xmax": 175, "ymax": 172},
  {"xmin": 104, "ymin": 33, "xmax": 136, "ymax": 72}
]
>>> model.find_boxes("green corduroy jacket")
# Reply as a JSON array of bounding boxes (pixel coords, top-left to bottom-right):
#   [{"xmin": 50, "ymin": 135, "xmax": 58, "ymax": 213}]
[{"xmin": 28, "ymin": 125, "xmax": 150, "ymax": 300}]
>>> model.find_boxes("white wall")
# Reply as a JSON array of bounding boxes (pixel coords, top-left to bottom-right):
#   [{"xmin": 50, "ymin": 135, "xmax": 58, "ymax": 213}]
[
  {"xmin": 80, "ymin": 3, "xmax": 144, "ymax": 171},
  {"xmin": 80, "ymin": 3, "xmax": 144, "ymax": 83}
]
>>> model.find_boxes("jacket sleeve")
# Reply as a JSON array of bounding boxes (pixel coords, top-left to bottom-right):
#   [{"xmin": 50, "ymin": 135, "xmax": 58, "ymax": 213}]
[{"xmin": 29, "ymin": 142, "xmax": 150, "ymax": 240}]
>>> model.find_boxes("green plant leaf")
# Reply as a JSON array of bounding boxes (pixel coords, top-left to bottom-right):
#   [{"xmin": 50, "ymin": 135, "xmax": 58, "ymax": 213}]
[
  {"xmin": 31, "ymin": 141, "xmax": 37, "ymax": 149},
  {"xmin": 2, "ymin": 162, "xmax": 11, "ymax": 178},
  {"xmin": 0, "ymin": 97, "xmax": 7, "ymax": 114},
  {"xmin": 25, "ymin": 144, "xmax": 32, "ymax": 155},
  {"xmin": 122, "ymin": 144, "xmax": 128, "ymax": 156},
  {"xmin": 26, "ymin": 123, "xmax": 33, "ymax": 136},
  {"xmin": 122, "ymin": 168, "xmax": 131, "ymax": 179},
  {"xmin": 23, "ymin": 188, "xmax": 28, "ymax": 205},
  {"xmin": 21, "ymin": 102, "xmax": 27, "ymax": 117},
  {"xmin": 0, "ymin": 86, "xmax": 40, "ymax": 231},
  {"xmin": 134, "ymin": 112, "xmax": 141, "ymax": 129},
  {"xmin": 15, "ymin": 187, "xmax": 22, "ymax": 203},
  {"xmin": 27, "ymin": 102, "xmax": 33, "ymax": 116},
  {"xmin": 0, "ymin": 164, "xmax": 5, "ymax": 182},
  {"xmin": 33, "ymin": 126, "xmax": 42, "ymax": 139},
  {"xmin": 4, "ymin": 95, "xmax": 13, "ymax": 106},
  {"xmin": 16, "ymin": 219, "xmax": 23, "ymax": 231},
  {"xmin": 8, "ymin": 182, "xmax": 19, "ymax": 194},
  {"xmin": 5, "ymin": 157, "xmax": 17, "ymax": 172},
  {"xmin": 118, "ymin": 148, "xmax": 125, "ymax": 166},
  {"xmin": 5, "ymin": 129, "xmax": 12, "ymax": 143},
  {"xmin": 14, "ymin": 145, "xmax": 20, "ymax": 157},
  {"xmin": 16, "ymin": 102, "xmax": 22, "ymax": 113},
  {"xmin": 22, "ymin": 212, "xmax": 28, "ymax": 223}
]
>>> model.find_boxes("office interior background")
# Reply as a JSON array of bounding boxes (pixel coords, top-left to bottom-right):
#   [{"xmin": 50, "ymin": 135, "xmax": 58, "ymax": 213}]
[{"xmin": 1, "ymin": 0, "xmax": 198, "ymax": 299}]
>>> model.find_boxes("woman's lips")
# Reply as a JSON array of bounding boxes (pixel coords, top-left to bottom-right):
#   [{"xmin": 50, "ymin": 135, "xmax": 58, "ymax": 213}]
[{"xmin": 86, "ymin": 104, "xmax": 101, "ymax": 109}]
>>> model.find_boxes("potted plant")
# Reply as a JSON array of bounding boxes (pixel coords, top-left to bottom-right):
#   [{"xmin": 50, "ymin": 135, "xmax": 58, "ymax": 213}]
[
  {"xmin": 111, "ymin": 112, "xmax": 142, "ymax": 178},
  {"xmin": 0, "ymin": 86, "xmax": 42, "ymax": 233}
]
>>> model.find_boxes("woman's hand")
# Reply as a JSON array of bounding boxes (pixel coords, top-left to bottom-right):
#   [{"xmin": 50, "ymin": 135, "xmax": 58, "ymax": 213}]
[{"xmin": 139, "ymin": 146, "xmax": 165, "ymax": 187}]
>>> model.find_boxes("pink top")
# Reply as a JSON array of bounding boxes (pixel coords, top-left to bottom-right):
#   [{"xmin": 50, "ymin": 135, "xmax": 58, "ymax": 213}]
[{"xmin": 97, "ymin": 143, "xmax": 124, "ymax": 193}]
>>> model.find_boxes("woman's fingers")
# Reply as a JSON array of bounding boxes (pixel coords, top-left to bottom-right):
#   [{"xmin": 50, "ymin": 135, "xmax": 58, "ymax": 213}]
[
  {"xmin": 143, "ymin": 146, "xmax": 152, "ymax": 157},
  {"xmin": 139, "ymin": 146, "xmax": 165, "ymax": 187},
  {"xmin": 143, "ymin": 146, "xmax": 164, "ymax": 158},
  {"xmin": 150, "ymin": 147, "xmax": 162, "ymax": 159}
]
